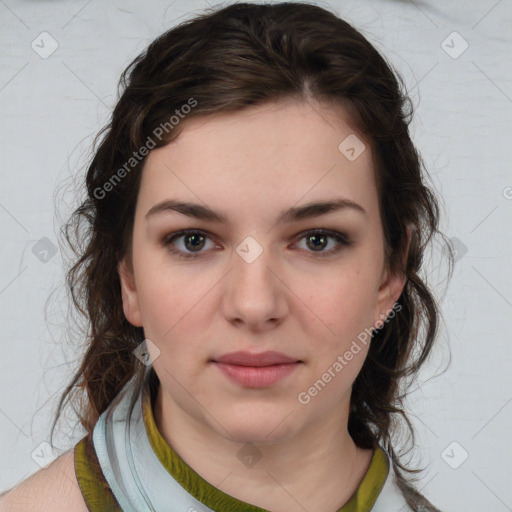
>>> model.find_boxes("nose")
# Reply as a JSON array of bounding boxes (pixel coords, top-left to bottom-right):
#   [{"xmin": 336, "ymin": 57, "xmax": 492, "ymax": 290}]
[{"xmin": 220, "ymin": 238, "xmax": 289, "ymax": 331}]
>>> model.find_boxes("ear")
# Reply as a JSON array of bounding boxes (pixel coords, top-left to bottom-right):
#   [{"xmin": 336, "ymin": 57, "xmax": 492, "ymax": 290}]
[
  {"xmin": 372, "ymin": 226, "xmax": 411, "ymax": 328},
  {"xmin": 118, "ymin": 256, "xmax": 143, "ymax": 327}
]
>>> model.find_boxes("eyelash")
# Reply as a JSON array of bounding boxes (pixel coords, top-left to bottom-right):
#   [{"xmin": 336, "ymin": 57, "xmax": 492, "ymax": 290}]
[{"xmin": 161, "ymin": 228, "xmax": 352, "ymax": 260}]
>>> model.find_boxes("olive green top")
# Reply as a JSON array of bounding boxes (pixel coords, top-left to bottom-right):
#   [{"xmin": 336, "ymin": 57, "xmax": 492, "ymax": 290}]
[{"xmin": 75, "ymin": 381, "xmax": 389, "ymax": 511}]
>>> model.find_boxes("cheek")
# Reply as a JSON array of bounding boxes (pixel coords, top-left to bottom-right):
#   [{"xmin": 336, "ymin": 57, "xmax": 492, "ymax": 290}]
[
  {"xmin": 298, "ymin": 273, "xmax": 376, "ymax": 392},
  {"xmin": 134, "ymin": 268, "xmax": 216, "ymax": 374},
  {"xmin": 308, "ymin": 268, "xmax": 378, "ymax": 339},
  {"xmin": 134, "ymin": 254, "xmax": 213, "ymax": 333}
]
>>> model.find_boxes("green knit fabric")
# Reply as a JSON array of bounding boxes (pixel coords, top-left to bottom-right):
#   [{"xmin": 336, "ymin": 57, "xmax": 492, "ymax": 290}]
[{"xmin": 75, "ymin": 381, "xmax": 389, "ymax": 511}]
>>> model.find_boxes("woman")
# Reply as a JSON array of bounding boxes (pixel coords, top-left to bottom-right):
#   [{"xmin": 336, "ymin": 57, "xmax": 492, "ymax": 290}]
[{"xmin": 0, "ymin": 2, "xmax": 452, "ymax": 511}]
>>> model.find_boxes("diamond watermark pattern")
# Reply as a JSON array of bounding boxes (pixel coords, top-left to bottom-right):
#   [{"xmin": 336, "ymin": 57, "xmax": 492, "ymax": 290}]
[
  {"xmin": 441, "ymin": 441, "xmax": 469, "ymax": 469},
  {"xmin": 441, "ymin": 31, "xmax": 469, "ymax": 59},
  {"xmin": 31, "ymin": 31, "xmax": 59, "ymax": 59},
  {"xmin": 32, "ymin": 237, "xmax": 58, "ymax": 263},
  {"xmin": 133, "ymin": 338, "xmax": 161, "ymax": 366},
  {"xmin": 445, "ymin": 236, "xmax": 468, "ymax": 264},
  {"xmin": 31, "ymin": 441, "xmax": 59, "ymax": 469},
  {"xmin": 338, "ymin": 134, "xmax": 365, "ymax": 161},
  {"xmin": 236, "ymin": 442, "xmax": 263, "ymax": 468},
  {"xmin": 236, "ymin": 236, "xmax": 263, "ymax": 264}
]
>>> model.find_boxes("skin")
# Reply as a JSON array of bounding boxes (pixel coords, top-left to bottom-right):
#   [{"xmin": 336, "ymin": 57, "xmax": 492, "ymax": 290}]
[{"xmin": 118, "ymin": 97, "xmax": 409, "ymax": 512}]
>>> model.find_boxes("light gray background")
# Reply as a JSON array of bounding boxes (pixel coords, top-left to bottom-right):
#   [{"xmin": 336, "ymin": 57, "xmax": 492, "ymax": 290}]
[{"xmin": 1, "ymin": 0, "xmax": 511, "ymax": 510}]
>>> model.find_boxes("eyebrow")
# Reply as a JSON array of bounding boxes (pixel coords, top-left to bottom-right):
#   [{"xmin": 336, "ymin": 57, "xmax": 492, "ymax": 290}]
[{"xmin": 145, "ymin": 198, "xmax": 367, "ymax": 224}]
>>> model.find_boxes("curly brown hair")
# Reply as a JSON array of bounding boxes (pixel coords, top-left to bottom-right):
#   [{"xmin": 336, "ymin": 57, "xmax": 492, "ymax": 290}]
[{"xmin": 50, "ymin": 3, "xmax": 452, "ymax": 510}]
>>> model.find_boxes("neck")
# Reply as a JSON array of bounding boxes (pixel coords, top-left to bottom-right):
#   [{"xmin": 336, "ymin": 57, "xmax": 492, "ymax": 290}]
[{"xmin": 153, "ymin": 383, "xmax": 374, "ymax": 512}]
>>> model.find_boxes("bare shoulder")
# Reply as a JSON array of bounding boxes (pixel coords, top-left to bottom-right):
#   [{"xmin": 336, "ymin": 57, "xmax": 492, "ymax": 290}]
[{"xmin": 0, "ymin": 448, "xmax": 88, "ymax": 512}]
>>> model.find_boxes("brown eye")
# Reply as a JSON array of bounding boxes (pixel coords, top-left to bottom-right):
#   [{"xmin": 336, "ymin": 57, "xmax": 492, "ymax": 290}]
[
  {"xmin": 163, "ymin": 230, "xmax": 217, "ymax": 259},
  {"xmin": 183, "ymin": 233, "xmax": 206, "ymax": 251},
  {"xmin": 295, "ymin": 229, "xmax": 351, "ymax": 257},
  {"xmin": 305, "ymin": 233, "xmax": 328, "ymax": 251}
]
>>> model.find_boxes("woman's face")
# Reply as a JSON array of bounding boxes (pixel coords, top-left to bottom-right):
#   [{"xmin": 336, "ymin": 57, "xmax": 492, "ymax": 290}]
[{"xmin": 119, "ymin": 98, "xmax": 406, "ymax": 445}]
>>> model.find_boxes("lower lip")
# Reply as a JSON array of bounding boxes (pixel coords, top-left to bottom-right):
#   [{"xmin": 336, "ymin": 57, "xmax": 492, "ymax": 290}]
[{"xmin": 213, "ymin": 362, "xmax": 300, "ymax": 388}]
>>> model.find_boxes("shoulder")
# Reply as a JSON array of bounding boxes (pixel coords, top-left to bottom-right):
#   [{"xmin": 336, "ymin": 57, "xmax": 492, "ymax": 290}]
[{"xmin": 0, "ymin": 448, "xmax": 89, "ymax": 512}]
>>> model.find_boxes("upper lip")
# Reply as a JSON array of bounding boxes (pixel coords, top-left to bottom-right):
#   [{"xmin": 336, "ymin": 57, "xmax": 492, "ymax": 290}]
[{"xmin": 213, "ymin": 350, "xmax": 300, "ymax": 367}]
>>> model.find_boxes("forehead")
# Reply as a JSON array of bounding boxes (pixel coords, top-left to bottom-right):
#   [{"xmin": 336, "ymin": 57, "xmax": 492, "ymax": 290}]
[
  {"xmin": 137, "ymin": 98, "xmax": 378, "ymax": 225},
  {"xmin": 153, "ymin": 97, "xmax": 364, "ymax": 162}
]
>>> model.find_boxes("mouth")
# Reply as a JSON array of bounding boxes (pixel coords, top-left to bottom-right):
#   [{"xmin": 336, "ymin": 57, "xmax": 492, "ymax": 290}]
[{"xmin": 210, "ymin": 351, "xmax": 302, "ymax": 388}]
